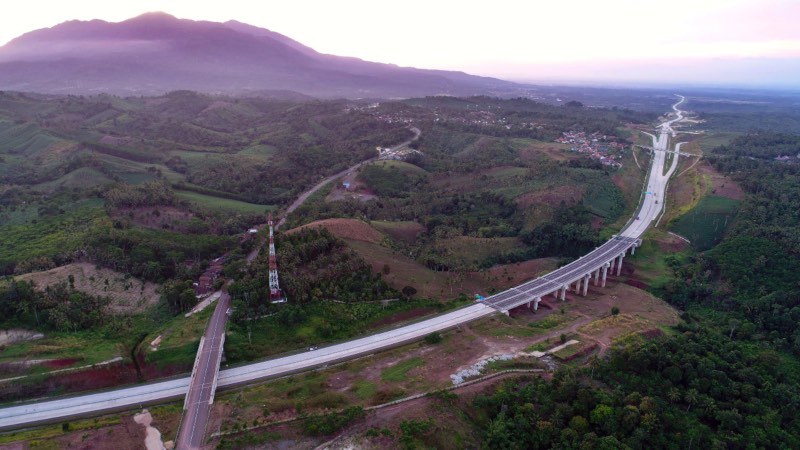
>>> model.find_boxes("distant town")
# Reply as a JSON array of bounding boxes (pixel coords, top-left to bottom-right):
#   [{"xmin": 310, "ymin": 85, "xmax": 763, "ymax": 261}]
[{"xmin": 556, "ymin": 130, "xmax": 626, "ymax": 167}]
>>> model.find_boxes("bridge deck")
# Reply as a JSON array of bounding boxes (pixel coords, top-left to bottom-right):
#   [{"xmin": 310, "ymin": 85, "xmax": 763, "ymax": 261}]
[{"xmin": 484, "ymin": 236, "xmax": 637, "ymax": 311}]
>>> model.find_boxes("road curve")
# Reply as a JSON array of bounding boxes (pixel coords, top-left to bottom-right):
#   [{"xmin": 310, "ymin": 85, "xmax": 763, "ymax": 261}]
[
  {"xmin": 0, "ymin": 101, "xmax": 687, "ymax": 433},
  {"xmin": 276, "ymin": 127, "xmax": 421, "ymax": 230}
]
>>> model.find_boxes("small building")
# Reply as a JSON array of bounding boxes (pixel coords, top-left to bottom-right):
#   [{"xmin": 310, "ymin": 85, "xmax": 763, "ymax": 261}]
[{"xmin": 343, "ymin": 182, "xmax": 351, "ymax": 190}]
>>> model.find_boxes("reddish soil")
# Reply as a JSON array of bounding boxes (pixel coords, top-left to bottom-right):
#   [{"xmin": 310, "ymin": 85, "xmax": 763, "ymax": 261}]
[
  {"xmin": 698, "ymin": 163, "xmax": 745, "ymax": 200},
  {"xmin": 518, "ymin": 142, "xmax": 571, "ymax": 162},
  {"xmin": 0, "ymin": 355, "xmax": 190, "ymax": 404},
  {"xmin": 49, "ymin": 414, "xmax": 148, "ymax": 450},
  {"xmin": 478, "ymin": 258, "xmax": 559, "ymax": 292},
  {"xmin": 289, "ymin": 218, "xmax": 384, "ymax": 244},
  {"xmin": 626, "ymin": 279, "xmax": 650, "ymax": 290},
  {"xmin": 655, "ymin": 233, "xmax": 689, "ymax": 253},
  {"xmin": 43, "ymin": 358, "xmax": 82, "ymax": 368},
  {"xmin": 515, "ymin": 184, "xmax": 584, "ymax": 209},
  {"xmin": 639, "ymin": 328, "xmax": 665, "ymax": 339}
]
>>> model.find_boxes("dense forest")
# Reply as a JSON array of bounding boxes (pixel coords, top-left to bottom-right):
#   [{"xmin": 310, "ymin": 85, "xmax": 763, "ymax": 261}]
[
  {"xmin": 473, "ymin": 323, "xmax": 800, "ymax": 449},
  {"xmin": 661, "ymin": 133, "xmax": 800, "ymax": 355}
]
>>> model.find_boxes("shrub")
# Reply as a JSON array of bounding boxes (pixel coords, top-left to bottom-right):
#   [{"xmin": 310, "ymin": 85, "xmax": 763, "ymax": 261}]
[{"xmin": 424, "ymin": 332, "xmax": 443, "ymax": 345}]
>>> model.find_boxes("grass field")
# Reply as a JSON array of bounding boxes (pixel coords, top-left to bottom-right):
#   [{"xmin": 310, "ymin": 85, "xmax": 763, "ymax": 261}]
[
  {"xmin": 365, "ymin": 159, "xmax": 427, "ymax": 177},
  {"xmin": 371, "ymin": 221, "xmax": 426, "ymax": 244},
  {"xmin": 0, "ymin": 332, "xmax": 121, "ymax": 369},
  {"xmin": 0, "ymin": 199, "xmax": 107, "ymax": 270},
  {"xmin": 33, "ymin": 167, "xmax": 114, "ymax": 192},
  {"xmin": 237, "ymin": 144, "xmax": 277, "ymax": 158},
  {"xmin": 435, "ymin": 236, "xmax": 520, "ymax": 266},
  {"xmin": 582, "ymin": 178, "xmax": 625, "ymax": 220},
  {"xmin": 694, "ymin": 132, "xmax": 740, "ymax": 152},
  {"xmin": 669, "ymin": 195, "xmax": 740, "ymax": 251},
  {"xmin": 175, "ymin": 190, "xmax": 274, "ymax": 214},
  {"xmin": 381, "ymin": 357, "xmax": 425, "ymax": 382}
]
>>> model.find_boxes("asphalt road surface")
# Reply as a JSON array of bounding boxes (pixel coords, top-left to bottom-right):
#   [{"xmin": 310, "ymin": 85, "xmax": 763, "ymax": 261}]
[{"xmin": 175, "ymin": 292, "xmax": 230, "ymax": 450}]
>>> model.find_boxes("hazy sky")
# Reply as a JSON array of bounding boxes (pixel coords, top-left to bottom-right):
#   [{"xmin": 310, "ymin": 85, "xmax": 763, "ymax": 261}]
[{"xmin": 2, "ymin": 0, "xmax": 799, "ymax": 87}]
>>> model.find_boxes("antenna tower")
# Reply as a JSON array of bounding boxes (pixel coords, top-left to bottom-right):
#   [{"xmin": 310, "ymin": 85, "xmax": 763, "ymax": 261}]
[{"xmin": 267, "ymin": 212, "xmax": 286, "ymax": 303}]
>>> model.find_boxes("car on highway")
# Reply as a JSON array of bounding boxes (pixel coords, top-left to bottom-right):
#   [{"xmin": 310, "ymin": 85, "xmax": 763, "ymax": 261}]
[
  {"xmin": 636, "ymin": 216, "xmax": 640, "ymax": 220},
  {"xmin": 308, "ymin": 346, "xmax": 318, "ymax": 351}
]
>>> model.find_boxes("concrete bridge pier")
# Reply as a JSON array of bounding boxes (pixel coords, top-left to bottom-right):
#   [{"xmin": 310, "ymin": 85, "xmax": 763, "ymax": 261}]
[
  {"xmin": 533, "ymin": 296, "xmax": 541, "ymax": 311},
  {"xmin": 582, "ymin": 274, "xmax": 590, "ymax": 296},
  {"xmin": 609, "ymin": 257, "xmax": 616, "ymax": 273},
  {"xmin": 601, "ymin": 264, "xmax": 608, "ymax": 287},
  {"xmin": 616, "ymin": 254, "xmax": 625, "ymax": 276},
  {"xmin": 559, "ymin": 285, "xmax": 567, "ymax": 301},
  {"xmin": 574, "ymin": 277, "xmax": 582, "ymax": 293},
  {"xmin": 630, "ymin": 245, "xmax": 636, "ymax": 255},
  {"xmin": 593, "ymin": 268, "xmax": 600, "ymax": 286}
]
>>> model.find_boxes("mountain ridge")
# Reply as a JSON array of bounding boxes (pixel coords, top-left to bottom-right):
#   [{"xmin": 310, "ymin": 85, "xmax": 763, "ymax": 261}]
[{"xmin": 0, "ymin": 12, "xmax": 518, "ymax": 98}]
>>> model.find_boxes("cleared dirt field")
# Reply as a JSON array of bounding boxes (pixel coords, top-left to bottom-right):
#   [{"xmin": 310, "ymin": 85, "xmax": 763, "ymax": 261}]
[
  {"xmin": 698, "ymin": 163, "xmax": 744, "ymax": 200},
  {"xmin": 515, "ymin": 140, "xmax": 571, "ymax": 162},
  {"xmin": 289, "ymin": 218, "xmax": 385, "ymax": 244},
  {"xmin": 326, "ymin": 170, "xmax": 378, "ymax": 203},
  {"xmin": 16, "ymin": 262, "xmax": 159, "ymax": 314}
]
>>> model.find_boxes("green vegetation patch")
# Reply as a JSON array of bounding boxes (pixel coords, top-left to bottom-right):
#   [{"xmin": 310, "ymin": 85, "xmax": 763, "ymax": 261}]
[
  {"xmin": 381, "ymin": 357, "xmax": 425, "ymax": 382},
  {"xmin": 352, "ymin": 379, "xmax": 378, "ymax": 400},
  {"xmin": 669, "ymin": 195, "xmax": 740, "ymax": 251},
  {"xmin": 237, "ymin": 144, "xmax": 276, "ymax": 158},
  {"xmin": 0, "ymin": 199, "xmax": 106, "ymax": 273},
  {"xmin": 0, "ymin": 416, "xmax": 120, "ymax": 445},
  {"xmin": 582, "ymin": 178, "xmax": 625, "ymax": 220},
  {"xmin": 528, "ymin": 313, "xmax": 575, "ymax": 330},
  {"xmin": 0, "ymin": 332, "xmax": 120, "ymax": 367},
  {"xmin": 175, "ymin": 190, "xmax": 274, "ymax": 214}
]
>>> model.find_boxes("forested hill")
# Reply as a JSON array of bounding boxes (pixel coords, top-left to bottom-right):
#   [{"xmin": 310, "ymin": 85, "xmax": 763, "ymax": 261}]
[{"xmin": 663, "ymin": 132, "xmax": 800, "ymax": 354}]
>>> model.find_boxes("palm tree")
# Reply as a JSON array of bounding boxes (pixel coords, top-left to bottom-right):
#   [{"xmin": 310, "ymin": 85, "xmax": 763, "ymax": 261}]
[
  {"xmin": 667, "ymin": 387, "xmax": 681, "ymax": 404},
  {"xmin": 684, "ymin": 388, "xmax": 699, "ymax": 412}
]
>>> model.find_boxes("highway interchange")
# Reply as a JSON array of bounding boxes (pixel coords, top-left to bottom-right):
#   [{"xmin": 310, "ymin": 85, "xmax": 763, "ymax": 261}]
[{"xmin": 0, "ymin": 98, "xmax": 690, "ymax": 438}]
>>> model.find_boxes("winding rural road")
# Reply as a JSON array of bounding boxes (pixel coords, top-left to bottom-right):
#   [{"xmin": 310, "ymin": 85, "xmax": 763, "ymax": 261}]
[
  {"xmin": 0, "ymin": 101, "xmax": 688, "ymax": 436},
  {"xmin": 276, "ymin": 126, "xmax": 421, "ymax": 230}
]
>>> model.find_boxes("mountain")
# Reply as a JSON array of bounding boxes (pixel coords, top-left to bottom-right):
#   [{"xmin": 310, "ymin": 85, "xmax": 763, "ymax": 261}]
[{"xmin": 0, "ymin": 12, "xmax": 518, "ymax": 98}]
